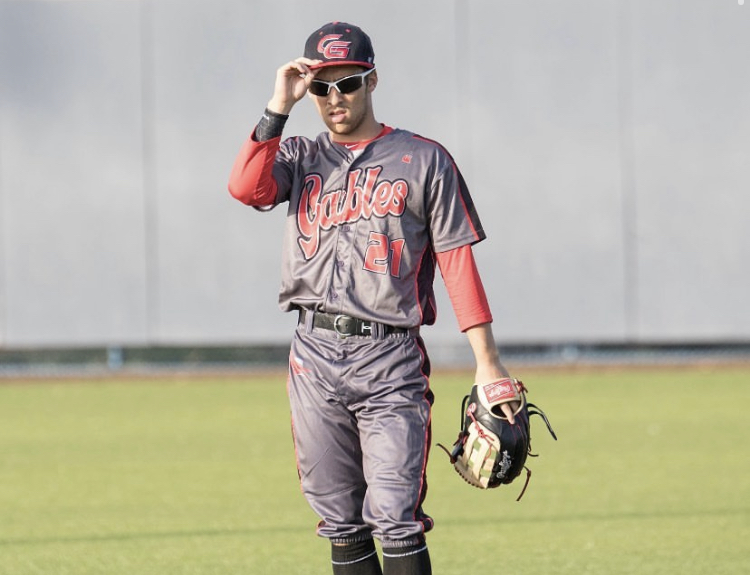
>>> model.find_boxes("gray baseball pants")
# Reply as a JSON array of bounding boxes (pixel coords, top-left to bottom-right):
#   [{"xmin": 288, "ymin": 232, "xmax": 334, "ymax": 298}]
[{"xmin": 287, "ymin": 315, "xmax": 434, "ymax": 547}]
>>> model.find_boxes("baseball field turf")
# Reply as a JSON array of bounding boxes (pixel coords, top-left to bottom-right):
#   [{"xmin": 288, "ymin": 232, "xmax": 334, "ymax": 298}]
[{"xmin": 1, "ymin": 364, "xmax": 748, "ymax": 574}]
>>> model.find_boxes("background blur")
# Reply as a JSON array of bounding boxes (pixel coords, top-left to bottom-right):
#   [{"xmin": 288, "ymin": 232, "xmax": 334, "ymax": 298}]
[{"xmin": 1, "ymin": 0, "xmax": 748, "ymax": 370}]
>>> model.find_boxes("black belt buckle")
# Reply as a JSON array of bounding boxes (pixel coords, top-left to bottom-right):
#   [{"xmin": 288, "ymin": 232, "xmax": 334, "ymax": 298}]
[
  {"xmin": 333, "ymin": 314, "xmax": 356, "ymax": 338},
  {"xmin": 332, "ymin": 314, "xmax": 375, "ymax": 338}
]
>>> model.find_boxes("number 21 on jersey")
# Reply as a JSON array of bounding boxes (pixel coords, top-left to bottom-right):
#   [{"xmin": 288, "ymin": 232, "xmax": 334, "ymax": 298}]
[{"xmin": 364, "ymin": 232, "xmax": 405, "ymax": 278}]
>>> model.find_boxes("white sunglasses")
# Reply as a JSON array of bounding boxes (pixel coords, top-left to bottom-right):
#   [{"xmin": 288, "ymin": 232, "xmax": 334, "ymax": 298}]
[{"xmin": 309, "ymin": 68, "xmax": 375, "ymax": 97}]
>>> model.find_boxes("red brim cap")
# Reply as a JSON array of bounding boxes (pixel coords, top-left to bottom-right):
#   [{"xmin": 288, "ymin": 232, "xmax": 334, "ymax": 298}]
[{"xmin": 308, "ymin": 60, "xmax": 375, "ymax": 71}]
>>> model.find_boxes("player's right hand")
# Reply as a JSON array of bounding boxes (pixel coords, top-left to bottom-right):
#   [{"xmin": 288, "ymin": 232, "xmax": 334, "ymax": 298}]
[{"xmin": 267, "ymin": 57, "xmax": 322, "ymax": 115}]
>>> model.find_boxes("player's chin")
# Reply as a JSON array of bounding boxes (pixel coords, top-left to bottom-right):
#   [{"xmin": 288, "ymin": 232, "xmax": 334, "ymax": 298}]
[{"xmin": 325, "ymin": 118, "xmax": 353, "ymax": 135}]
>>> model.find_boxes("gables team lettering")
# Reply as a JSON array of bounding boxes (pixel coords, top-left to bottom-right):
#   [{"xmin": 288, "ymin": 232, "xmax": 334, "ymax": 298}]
[{"xmin": 297, "ymin": 166, "xmax": 409, "ymax": 260}]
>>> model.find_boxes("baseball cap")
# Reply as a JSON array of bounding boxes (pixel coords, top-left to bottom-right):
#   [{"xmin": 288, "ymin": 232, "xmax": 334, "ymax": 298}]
[{"xmin": 304, "ymin": 22, "xmax": 375, "ymax": 70}]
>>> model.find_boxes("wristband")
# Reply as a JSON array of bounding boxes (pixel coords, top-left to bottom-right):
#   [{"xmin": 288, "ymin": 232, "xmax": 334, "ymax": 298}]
[{"xmin": 255, "ymin": 108, "xmax": 289, "ymax": 141}]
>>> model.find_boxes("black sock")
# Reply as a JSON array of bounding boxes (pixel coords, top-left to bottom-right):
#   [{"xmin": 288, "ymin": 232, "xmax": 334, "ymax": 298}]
[
  {"xmin": 331, "ymin": 539, "xmax": 383, "ymax": 575},
  {"xmin": 382, "ymin": 542, "xmax": 431, "ymax": 575}
]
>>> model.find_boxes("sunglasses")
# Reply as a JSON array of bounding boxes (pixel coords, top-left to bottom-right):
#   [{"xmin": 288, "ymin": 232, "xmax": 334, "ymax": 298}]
[{"xmin": 308, "ymin": 68, "xmax": 375, "ymax": 97}]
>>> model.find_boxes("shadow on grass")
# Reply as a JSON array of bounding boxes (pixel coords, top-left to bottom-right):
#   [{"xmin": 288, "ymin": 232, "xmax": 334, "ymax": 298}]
[{"xmin": 3, "ymin": 507, "xmax": 746, "ymax": 547}]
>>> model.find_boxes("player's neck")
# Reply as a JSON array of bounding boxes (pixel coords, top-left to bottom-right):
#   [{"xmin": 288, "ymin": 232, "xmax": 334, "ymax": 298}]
[{"xmin": 329, "ymin": 117, "xmax": 383, "ymax": 145}]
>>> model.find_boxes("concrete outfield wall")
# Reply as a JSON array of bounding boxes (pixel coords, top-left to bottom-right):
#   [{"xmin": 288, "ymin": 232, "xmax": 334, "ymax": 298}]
[{"xmin": 0, "ymin": 0, "xmax": 748, "ymax": 348}]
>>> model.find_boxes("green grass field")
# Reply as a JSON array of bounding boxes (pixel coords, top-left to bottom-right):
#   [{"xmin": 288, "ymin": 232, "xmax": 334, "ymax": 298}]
[{"xmin": 1, "ymin": 364, "xmax": 748, "ymax": 574}]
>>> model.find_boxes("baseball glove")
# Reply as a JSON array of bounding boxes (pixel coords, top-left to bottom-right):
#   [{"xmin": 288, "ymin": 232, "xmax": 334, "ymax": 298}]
[{"xmin": 437, "ymin": 378, "xmax": 557, "ymax": 500}]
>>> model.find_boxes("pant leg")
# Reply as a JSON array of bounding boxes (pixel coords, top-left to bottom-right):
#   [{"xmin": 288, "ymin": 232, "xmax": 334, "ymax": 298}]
[
  {"xmin": 288, "ymin": 326, "xmax": 372, "ymax": 541},
  {"xmin": 350, "ymin": 335, "xmax": 435, "ymax": 546}
]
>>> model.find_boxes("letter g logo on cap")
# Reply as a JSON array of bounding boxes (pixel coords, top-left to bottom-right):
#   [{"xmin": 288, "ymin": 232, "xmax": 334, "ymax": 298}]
[{"xmin": 317, "ymin": 34, "xmax": 351, "ymax": 59}]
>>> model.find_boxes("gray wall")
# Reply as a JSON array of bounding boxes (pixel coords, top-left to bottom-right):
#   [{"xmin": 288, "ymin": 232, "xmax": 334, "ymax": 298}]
[{"xmin": 1, "ymin": 0, "xmax": 748, "ymax": 348}]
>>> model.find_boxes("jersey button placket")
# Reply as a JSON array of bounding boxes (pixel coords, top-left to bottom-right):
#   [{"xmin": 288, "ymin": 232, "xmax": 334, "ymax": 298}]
[{"xmin": 329, "ymin": 221, "xmax": 354, "ymax": 314}]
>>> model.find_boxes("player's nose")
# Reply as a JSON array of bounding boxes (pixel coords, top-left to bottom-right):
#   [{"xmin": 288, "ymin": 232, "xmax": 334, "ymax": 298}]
[{"xmin": 327, "ymin": 87, "xmax": 345, "ymax": 103}]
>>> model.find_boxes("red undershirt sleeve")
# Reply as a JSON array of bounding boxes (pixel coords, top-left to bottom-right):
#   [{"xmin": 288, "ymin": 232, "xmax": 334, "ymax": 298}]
[
  {"xmin": 436, "ymin": 244, "xmax": 493, "ymax": 332},
  {"xmin": 227, "ymin": 129, "xmax": 279, "ymax": 206}
]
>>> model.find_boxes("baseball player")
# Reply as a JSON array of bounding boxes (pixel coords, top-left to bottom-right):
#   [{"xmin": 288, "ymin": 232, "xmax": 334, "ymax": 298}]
[{"xmin": 228, "ymin": 22, "xmax": 518, "ymax": 575}]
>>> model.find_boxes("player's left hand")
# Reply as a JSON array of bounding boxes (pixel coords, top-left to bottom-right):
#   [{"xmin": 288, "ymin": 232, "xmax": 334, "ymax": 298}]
[{"xmin": 474, "ymin": 367, "xmax": 517, "ymax": 423}]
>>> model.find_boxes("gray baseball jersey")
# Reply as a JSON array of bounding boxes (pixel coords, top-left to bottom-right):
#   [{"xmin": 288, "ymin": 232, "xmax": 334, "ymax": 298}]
[{"xmin": 267, "ymin": 127, "xmax": 486, "ymax": 328}]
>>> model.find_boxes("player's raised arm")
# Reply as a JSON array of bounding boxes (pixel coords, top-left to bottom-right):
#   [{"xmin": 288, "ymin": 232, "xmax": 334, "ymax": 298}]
[{"xmin": 228, "ymin": 58, "xmax": 319, "ymax": 206}]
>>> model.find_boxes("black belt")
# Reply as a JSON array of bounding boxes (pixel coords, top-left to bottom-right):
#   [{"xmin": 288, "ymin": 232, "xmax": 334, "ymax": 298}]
[{"xmin": 299, "ymin": 310, "xmax": 407, "ymax": 338}]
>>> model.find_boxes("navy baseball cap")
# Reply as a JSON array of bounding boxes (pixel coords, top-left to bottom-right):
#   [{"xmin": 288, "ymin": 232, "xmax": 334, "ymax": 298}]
[{"xmin": 304, "ymin": 22, "xmax": 375, "ymax": 70}]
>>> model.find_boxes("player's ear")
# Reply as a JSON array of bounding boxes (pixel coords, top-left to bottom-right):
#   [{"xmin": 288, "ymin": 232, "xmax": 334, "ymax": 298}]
[{"xmin": 366, "ymin": 69, "xmax": 378, "ymax": 92}]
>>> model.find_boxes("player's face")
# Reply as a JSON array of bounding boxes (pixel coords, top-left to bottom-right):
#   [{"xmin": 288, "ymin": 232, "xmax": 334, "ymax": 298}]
[{"xmin": 309, "ymin": 65, "xmax": 378, "ymax": 142}]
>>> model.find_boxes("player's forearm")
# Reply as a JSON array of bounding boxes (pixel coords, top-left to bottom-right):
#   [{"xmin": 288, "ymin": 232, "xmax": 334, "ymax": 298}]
[
  {"xmin": 228, "ymin": 106, "xmax": 291, "ymax": 205},
  {"xmin": 465, "ymin": 323, "xmax": 510, "ymax": 383},
  {"xmin": 435, "ymin": 245, "xmax": 493, "ymax": 332},
  {"xmin": 255, "ymin": 108, "xmax": 289, "ymax": 141},
  {"xmin": 267, "ymin": 96, "xmax": 296, "ymax": 116},
  {"xmin": 227, "ymin": 132, "xmax": 279, "ymax": 205}
]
